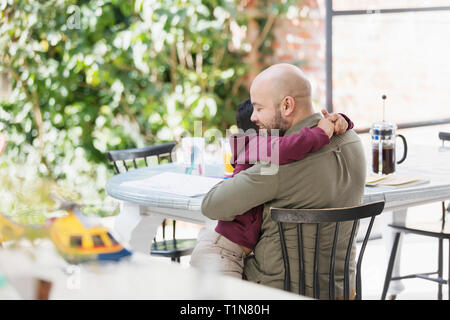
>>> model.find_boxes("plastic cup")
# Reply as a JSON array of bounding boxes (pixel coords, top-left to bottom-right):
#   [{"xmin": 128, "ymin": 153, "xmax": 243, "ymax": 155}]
[{"xmin": 181, "ymin": 137, "xmax": 205, "ymax": 175}]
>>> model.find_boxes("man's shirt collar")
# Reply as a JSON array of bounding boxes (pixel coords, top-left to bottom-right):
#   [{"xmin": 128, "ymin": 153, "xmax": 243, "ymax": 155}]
[{"xmin": 284, "ymin": 112, "xmax": 322, "ymax": 136}]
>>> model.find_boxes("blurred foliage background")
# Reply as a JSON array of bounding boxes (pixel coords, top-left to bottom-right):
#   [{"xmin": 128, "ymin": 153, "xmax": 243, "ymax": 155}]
[{"xmin": 0, "ymin": 0, "xmax": 297, "ymax": 220}]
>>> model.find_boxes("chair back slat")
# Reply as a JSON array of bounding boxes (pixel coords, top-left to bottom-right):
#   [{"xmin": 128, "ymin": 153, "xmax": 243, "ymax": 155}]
[
  {"xmin": 297, "ymin": 224, "xmax": 306, "ymax": 295},
  {"xmin": 313, "ymin": 224, "xmax": 320, "ymax": 299},
  {"xmin": 112, "ymin": 162, "xmax": 120, "ymax": 175},
  {"xmin": 270, "ymin": 201, "xmax": 385, "ymax": 300},
  {"xmin": 356, "ymin": 216, "xmax": 376, "ymax": 300},
  {"xmin": 329, "ymin": 222, "xmax": 340, "ymax": 300},
  {"xmin": 172, "ymin": 219, "xmax": 176, "ymax": 239},
  {"xmin": 442, "ymin": 201, "xmax": 448, "ymax": 226},
  {"xmin": 344, "ymin": 220, "xmax": 359, "ymax": 300},
  {"xmin": 122, "ymin": 160, "xmax": 129, "ymax": 171},
  {"xmin": 278, "ymin": 222, "xmax": 291, "ymax": 291}
]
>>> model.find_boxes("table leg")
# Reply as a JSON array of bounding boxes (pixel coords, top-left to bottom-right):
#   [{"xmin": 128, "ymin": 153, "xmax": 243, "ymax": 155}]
[
  {"xmin": 114, "ymin": 201, "xmax": 164, "ymax": 255},
  {"xmin": 381, "ymin": 209, "xmax": 408, "ymax": 297}
]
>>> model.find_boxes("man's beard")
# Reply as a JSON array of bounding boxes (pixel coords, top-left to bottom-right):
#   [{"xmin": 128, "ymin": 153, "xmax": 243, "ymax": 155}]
[{"xmin": 266, "ymin": 107, "xmax": 289, "ymax": 136}]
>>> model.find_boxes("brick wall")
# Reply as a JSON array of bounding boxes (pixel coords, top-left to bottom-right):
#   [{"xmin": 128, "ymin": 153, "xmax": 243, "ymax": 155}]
[{"xmin": 268, "ymin": 0, "xmax": 327, "ymax": 109}]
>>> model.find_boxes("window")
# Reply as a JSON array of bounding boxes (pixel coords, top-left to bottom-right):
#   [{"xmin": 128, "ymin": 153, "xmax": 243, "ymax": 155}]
[
  {"xmin": 70, "ymin": 235, "xmax": 82, "ymax": 248},
  {"xmin": 326, "ymin": 1, "xmax": 450, "ymax": 130},
  {"xmin": 92, "ymin": 235, "xmax": 105, "ymax": 247}
]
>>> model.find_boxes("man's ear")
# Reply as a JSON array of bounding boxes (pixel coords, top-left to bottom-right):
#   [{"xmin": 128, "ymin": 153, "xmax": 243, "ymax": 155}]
[{"xmin": 282, "ymin": 96, "xmax": 296, "ymax": 117}]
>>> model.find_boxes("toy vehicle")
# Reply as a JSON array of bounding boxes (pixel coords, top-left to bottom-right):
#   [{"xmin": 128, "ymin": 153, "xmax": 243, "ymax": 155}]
[
  {"xmin": 0, "ymin": 215, "xmax": 24, "ymax": 243},
  {"xmin": 1, "ymin": 195, "xmax": 131, "ymax": 264},
  {"xmin": 49, "ymin": 212, "xmax": 131, "ymax": 263}
]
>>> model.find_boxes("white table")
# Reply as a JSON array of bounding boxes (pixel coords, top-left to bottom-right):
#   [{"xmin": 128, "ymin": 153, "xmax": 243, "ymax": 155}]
[
  {"xmin": 106, "ymin": 145, "xmax": 450, "ymax": 295},
  {"xmin": 0, "ymin": 239, "xmax": 305, "ymax": 300}
]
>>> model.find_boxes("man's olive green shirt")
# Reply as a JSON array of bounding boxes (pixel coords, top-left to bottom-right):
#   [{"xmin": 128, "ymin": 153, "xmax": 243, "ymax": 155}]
[{"xmin": 201, "ymin": 113, "xmax": 366, "ymax": 299}]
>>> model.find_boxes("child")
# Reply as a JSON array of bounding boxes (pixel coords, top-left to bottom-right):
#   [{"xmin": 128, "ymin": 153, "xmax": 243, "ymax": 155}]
[{"xmin": 190, "ymin": 99, "xmax": 354, "ymax": 278}]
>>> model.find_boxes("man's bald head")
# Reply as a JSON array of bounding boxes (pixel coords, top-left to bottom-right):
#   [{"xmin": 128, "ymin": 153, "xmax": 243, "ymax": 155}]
[
  {"xmin": 249, "ymin": 64, "xmax": 314, "ymax": 133},
  {"xmin": 251, "ymin": 63, "xmax": 311, "ymax": 106}
]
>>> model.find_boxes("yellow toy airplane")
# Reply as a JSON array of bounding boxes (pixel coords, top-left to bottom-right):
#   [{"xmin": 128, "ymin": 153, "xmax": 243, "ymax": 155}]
[
  {"xmin": 48, "ymin": 211, "xmax": 131, "ymax": 263},
  {"xmin": 0, "ymin": 196, "xmax": 131, "ymax": 264}
]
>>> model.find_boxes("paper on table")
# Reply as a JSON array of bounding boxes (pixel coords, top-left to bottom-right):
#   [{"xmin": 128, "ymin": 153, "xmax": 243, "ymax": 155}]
[
  {"xmin": 365, "ymin": 174, "xmax": 429, "ymax": 187},
  {"xmin": 120, "ymin": 172, "xmax": 223, "ymax": 197},
  {"xmin": 366, "ymin": 174, "xmax": 389, "ymax": 184}
]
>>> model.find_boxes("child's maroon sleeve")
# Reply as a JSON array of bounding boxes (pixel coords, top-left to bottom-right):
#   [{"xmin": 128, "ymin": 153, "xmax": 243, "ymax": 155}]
[
  {"xmin": 277, "ymin": 113, "xmax": 354, "ymax": 164},
  {"xmin": 234, "ymin": 128, "xmax": 329, "ymax": 165},
  {"xmin": 339, "ymin": 113, "xmax": 354, "ymax": 130},
  {"xmin": 233, "ymin": 113, "xmax": 354, "ymax": 165},
  {"xmin": 277, "ymin": 127, "xmax": 330, "ymax": 164}
]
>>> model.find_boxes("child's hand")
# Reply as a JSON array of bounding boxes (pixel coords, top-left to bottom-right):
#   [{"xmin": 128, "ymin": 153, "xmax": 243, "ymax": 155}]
[
  {"xmin": 318, "ymin": 117, "xmax": 334, "ymax": 139},
  {"xmin": 321, "ymin": 109, "xmax": 348, "ymax": 134}
]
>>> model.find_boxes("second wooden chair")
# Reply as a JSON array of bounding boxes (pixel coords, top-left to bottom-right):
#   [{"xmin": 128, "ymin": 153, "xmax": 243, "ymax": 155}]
[{"xmin": 106, "ymin": 142, "xmax": 197, "ymax": 263}]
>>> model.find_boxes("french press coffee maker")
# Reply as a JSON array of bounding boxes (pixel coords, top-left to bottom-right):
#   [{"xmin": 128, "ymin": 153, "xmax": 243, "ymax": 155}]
[{"xmin": 371, "ymin": 95, "xmax": 408, "ymax": 175}]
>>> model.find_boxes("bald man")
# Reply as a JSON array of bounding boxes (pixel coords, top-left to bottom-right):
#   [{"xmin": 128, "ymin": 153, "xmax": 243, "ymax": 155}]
[{"xmin": 201, "ymin": 64, "xmax": 366, "ymax": 299}]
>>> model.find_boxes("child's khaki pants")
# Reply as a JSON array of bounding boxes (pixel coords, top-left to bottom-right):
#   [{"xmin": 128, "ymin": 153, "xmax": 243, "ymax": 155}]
[{"xmin": 190, "ymin": 228, "xmax": 248, "ymax": 279}]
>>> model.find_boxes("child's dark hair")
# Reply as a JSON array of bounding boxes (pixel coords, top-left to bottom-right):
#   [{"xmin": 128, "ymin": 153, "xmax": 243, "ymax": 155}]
[{"xmin": 236, "ymin": 99, "xmax": 259, "ymax": 131}]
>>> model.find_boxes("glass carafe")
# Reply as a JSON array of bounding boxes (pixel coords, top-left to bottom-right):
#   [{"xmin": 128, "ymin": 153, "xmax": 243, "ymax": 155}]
[{"xmin": 371, "ymin": 121, "xmax": 408, "ymax": 175}]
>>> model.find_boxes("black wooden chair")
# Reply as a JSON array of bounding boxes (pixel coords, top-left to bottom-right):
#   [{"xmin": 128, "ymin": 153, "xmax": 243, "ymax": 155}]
[
  {"xmin": 381, "ymin": 201, "xmax": 450, "ymax": 300},
  {"xmin": 270, "ymin": 201, "xmax": 385, "ymax": 300},
  {"xmin": 106, "ymin": 142, "xmax": 197, "ymax": 263}
]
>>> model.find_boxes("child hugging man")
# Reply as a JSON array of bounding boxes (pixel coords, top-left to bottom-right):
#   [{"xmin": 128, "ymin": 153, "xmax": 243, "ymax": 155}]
[{"xmin": 190, "ymin": 99, "xmax": 354, "ymax": 278}]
